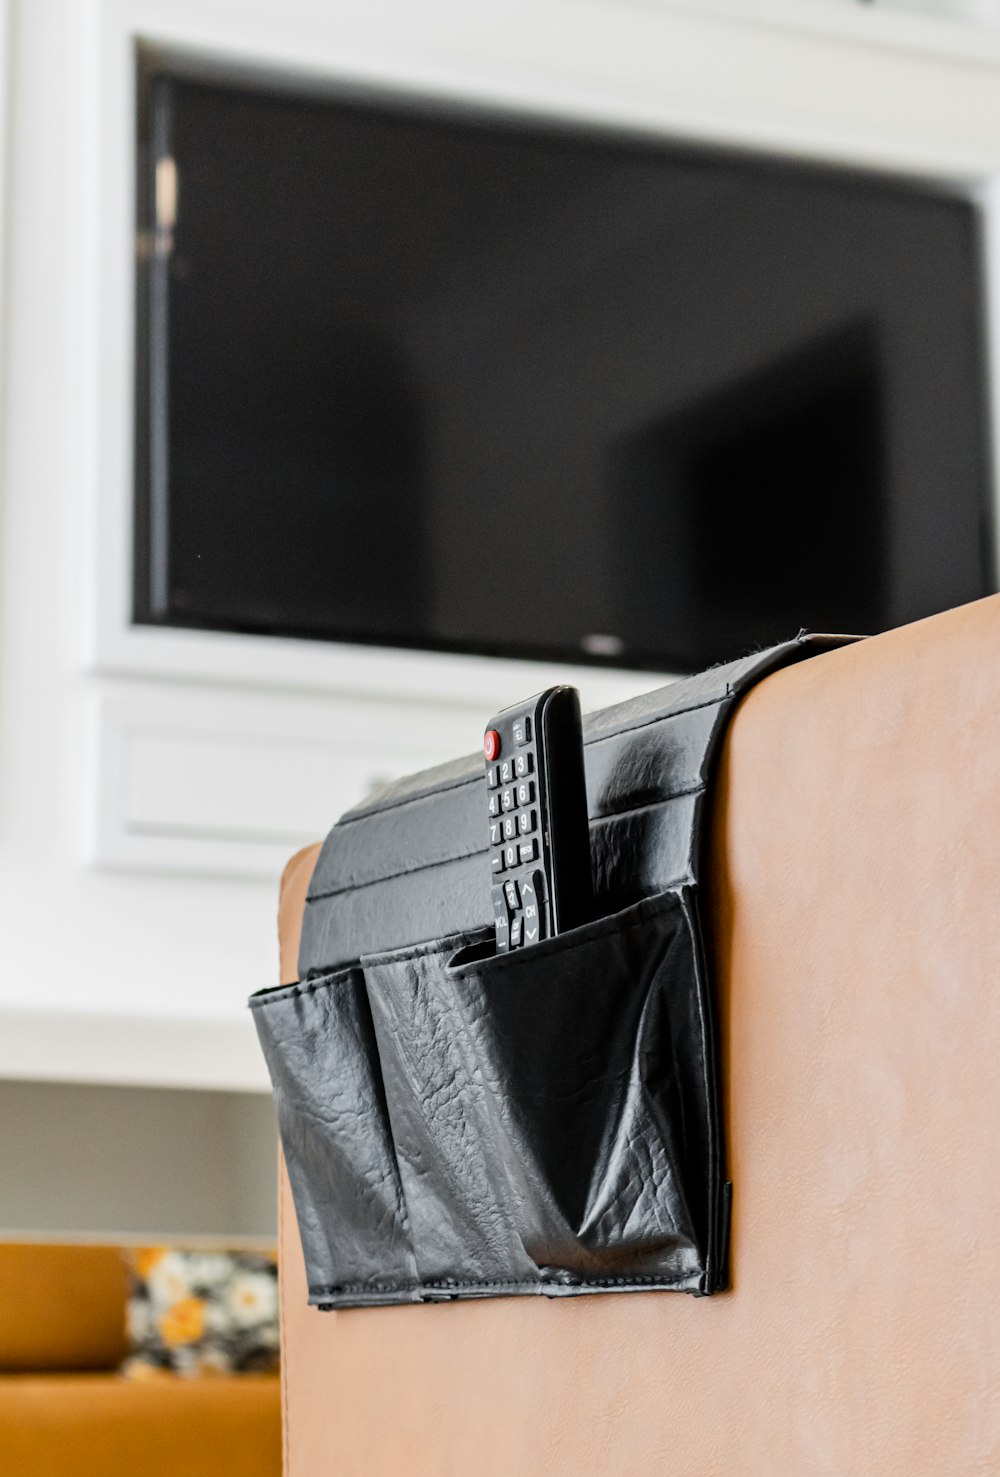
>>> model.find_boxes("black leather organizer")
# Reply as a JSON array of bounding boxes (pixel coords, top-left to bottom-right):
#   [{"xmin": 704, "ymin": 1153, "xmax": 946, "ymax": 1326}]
[{"xmin": 251, "ymin": 634, "xmax": 850, "ymax": 1309}]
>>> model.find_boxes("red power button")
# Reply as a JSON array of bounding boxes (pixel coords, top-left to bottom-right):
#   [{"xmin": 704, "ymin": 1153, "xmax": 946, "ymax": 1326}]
[{"xmin": 484, "ymin": 729, "xmax": 501, "ymax": 761}]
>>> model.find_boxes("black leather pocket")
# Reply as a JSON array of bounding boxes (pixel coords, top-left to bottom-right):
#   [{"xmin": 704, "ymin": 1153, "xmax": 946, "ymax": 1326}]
[
  {"xmin": 250, "ymin": 965, "xmax": 417, "ymax": 1303},
  {"xmin": 253, "ymin": 889, "xmax": 728, "ymax": 1307}
]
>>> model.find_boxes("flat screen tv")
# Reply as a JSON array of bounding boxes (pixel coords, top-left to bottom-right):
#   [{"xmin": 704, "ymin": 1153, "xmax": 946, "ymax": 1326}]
[{"xmin": 134, "ymin": 59, "xmax": 993, "ymax": 673}]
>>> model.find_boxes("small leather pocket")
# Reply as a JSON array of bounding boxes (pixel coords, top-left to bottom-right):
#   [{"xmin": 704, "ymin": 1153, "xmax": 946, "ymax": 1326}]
[
  {"xmin": 253, "ymin": 889, "xmax": 728, "ymax": 1307},
  {"xmin": 250, "ymin": 965, "xmax": 417, "ymax": 1302},
  {"xmin": 365, "ymin": 889, "xmax": 720, "ymax": 1298}
]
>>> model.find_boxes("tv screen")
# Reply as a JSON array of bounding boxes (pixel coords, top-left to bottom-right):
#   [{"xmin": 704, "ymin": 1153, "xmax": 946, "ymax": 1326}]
[{"xmin": 135, "ymin": 62, "xmax": 992, "ymax": 672}]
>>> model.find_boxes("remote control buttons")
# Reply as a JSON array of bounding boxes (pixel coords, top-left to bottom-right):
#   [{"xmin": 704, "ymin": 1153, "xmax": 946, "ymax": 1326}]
[
  {"xmin": 491, "ymin": 885, "xmax": 510, "ymax": 952},
  {"xmin": 492, "ymin": 820, "xmax": 546, "ymax": 953},
  {"xmin": 486, "ymin": 707, "xmax": 556, "ymax": 955},
  {"xmin": 521, "ymin": 872, "xmax": 544, "ymax": 945}
]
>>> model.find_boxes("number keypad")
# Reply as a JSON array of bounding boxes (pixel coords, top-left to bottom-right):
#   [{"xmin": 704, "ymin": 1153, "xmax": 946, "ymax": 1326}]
[
  {"xmin": 488, "ymin": 723, "xmax": 548, "ymax": 947},
  {"xmin": 485, "ymin": 685, "xmax": 591, "ymax": 952}
]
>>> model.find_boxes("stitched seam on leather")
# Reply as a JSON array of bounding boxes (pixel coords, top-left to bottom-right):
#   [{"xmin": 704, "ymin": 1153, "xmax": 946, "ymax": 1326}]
[
  {"xmin": 260, "ymin": 888, "xmax": 685, "ymax": 1005},
  {"xmin": 582, "ymin": 689, "xmax": 730, "ymax": 746},
  {"xmin": 590, "ymin": 781, "xmax": 703, "ymax": 823},
  {"xmin": 303, "ymin": 787, "xmax": 704, "ymax": 905},
  {"xmin": 308, "ymin": 1274, "xmax": 693, "ymax": 1295},
  {"xmin": 447, "ymin": 891, "xmax": 683, "ymax": 975},
  {"xmin": 249, "ymin": 964, "xmax": 363, "ymax": 1007},
  {"xmin": 305, "ymin": 845, "xmax": 490, "ymax": 904},
  {"xmin": 685, "ymin": 887, "xmax": 728, "ymax": 1290},
  {"xmin": 335, "ymin": 770, "xmax": 481, "ymax": 826},
  {"xmin": 680, "ymin": 886, "xmax": 715, "ymax": 1281},
  {"xmin": 316, "ymin": 691, "xmax": 730, "ymax": 842},
  {"xmin": 311, "ymin": 639, "xmax": 825, "ymax": 843}
]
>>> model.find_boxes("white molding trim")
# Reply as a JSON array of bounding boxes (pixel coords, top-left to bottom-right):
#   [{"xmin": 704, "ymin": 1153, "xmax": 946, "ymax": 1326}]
[
  {"xmin": 638, "ymin": 1, "xmax": 1000, "ymax": 63},
  {"xmin": 85, "ymin": 678, "xmax": 485, "ymax": 879},
  {"xmin": 0, "ymin": 1004, "xmax": 270, "ymax": 1092}
]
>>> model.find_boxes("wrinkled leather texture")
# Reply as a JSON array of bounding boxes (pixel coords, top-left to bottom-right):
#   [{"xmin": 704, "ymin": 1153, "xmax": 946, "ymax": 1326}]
[
  {"xmin": 255, "ymin": 890, "xmax": 724, "ymax": 1304},
  {"xmin": 253, "ymin": 634, "xmax": 851, "ymax": 1309},
  {"xmin": 298, "ymin": 635, "xmax": 849, "ymax": 966}
]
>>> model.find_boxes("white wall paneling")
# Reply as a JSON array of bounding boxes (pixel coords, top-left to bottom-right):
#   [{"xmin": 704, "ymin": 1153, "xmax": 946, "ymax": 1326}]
[
  {"xmin": 87, "ymin": 680, "xmax": 477, "ymax": 879},
  {"xmin": 76, "ymin": 0, "xmax": 1000, "ymax": 893},
  {"xmin": 1, "ymin": 0, "xmax": 998, "ymax": 1091}
]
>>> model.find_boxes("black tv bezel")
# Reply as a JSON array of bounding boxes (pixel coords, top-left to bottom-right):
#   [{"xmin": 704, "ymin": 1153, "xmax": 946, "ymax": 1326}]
[{"xmin": 131, "ymin": 48, "xmax": 995, "ymax": 676}]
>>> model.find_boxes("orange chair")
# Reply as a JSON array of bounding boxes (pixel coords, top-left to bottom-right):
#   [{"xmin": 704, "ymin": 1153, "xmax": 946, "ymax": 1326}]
[{"xmin": 0, "ymin": 1243, "xmax": 280, "ymax": 1477}]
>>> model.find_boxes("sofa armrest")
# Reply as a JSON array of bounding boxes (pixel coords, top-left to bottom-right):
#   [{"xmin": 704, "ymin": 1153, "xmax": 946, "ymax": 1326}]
[{"xmin": 277, "ymin": 596, "xmax": 1000, "ymax": 1475}]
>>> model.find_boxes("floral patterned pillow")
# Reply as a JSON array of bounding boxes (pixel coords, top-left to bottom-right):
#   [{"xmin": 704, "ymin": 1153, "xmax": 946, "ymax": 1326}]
[{"xmin": 122, "ymin": 1248, "xmax": 279, "ymax": 1378}]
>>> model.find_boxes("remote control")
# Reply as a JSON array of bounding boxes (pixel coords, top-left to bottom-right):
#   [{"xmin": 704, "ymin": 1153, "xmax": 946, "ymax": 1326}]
[{"xmin": 483, "ymin": 686, "xmax": 593, "ymax": 952}]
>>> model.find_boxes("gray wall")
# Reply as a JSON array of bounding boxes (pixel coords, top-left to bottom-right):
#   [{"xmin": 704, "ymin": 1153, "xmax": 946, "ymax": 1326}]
[{"xmin": 0, "ymin": 1081, "xmax": 277, "ymax": 1241}]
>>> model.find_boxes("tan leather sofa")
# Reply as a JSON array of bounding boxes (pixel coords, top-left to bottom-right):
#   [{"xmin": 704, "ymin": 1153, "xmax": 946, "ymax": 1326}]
[
  {"xmin": 0, "ymin": 1243, "xmax": 280, "ymax": 1477},
  {"xmin": 275, "ymin": 594, "xmax": 1000, "ymax": 1475}
]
